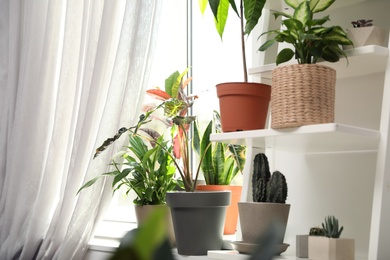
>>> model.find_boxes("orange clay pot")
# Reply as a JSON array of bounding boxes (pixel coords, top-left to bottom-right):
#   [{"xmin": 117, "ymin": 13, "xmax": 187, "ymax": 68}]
[
  {"xmin": 216, "ymin": 82, "xmax": 271, "ymax": 132},
  {"xmin": 196, "ymin": 185, "xmax": 242, "ymax": 235}
]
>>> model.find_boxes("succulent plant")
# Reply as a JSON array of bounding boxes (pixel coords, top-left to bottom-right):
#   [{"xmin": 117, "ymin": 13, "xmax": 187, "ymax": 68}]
[
  {"xmin": 322, "ymin": 215, "xmax": 344, "ymax": 238},
  {"xmin": 351, "ymin": 19, "xmax": 373, "ymax": 28},
  {"xmin": 309, "ymin": 226, "xmax": 325, "ymax": 236},
  {"xmin": 252, "ymin": 153, "xmax": 288, "ymax": 203}
]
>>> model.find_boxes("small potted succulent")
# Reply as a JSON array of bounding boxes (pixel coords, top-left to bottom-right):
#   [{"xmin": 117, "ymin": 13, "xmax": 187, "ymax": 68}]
[
  {"xmin": 199, "ymin": 0, "xmax": 271, "ymax": 132},
  {"xmin": 258, "ymin": 0, "xmax": 353, "ymax": 129},
  {"xmin": 346, "ymin": 19, "xmax": 386, "ymax": 48},
  {"xmin": 235, "ymin": 153, "xmax": 290, "ymax": 255},
  {"xmin": 296, "ymin": 226, "xmax": 324, "ymax": 258},
  {"xmin": 193, "ymin": 110, "xmax": 246, "ymax": 235},
  {"xmin": 308, "ymin": 216, "xmax": 355, "ymax": 260}
]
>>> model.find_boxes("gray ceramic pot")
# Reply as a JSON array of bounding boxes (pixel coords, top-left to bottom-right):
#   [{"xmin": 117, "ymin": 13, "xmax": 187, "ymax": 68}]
[{"xmin": 166, "ymin": 190, "xmax": 231, "ymax": 255}]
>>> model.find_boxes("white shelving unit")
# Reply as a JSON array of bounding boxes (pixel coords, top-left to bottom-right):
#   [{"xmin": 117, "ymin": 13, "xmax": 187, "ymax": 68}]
[{"xmin": 210, "ymin": 28, "xmax": 390, "ymax": 260}]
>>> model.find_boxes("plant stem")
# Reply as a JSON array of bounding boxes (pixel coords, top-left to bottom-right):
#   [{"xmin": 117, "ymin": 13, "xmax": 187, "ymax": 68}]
[{"xmin": 240, "ymin": 0, "xmax": 248, "ymax": 82}]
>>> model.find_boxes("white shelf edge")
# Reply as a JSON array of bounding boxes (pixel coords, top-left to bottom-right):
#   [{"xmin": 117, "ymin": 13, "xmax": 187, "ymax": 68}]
[
  {"xmin": 249, "ymin": 45, "xmax": 389, "ymax": 80},
  {"xmin": 210, "ymin": 123, "xmax": 380, "ymax": 153}
]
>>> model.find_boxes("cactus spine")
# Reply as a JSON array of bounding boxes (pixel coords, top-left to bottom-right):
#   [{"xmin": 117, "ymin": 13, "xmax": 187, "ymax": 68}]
[{"xmin": 252, "ymin": 153, "xmax": 288, "ymax": 203}]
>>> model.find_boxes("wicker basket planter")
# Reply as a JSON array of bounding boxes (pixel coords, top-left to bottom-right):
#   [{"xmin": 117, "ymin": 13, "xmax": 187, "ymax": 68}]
[{"xmin": 271, "ymin": 64, "xmax": 336, "ymax": 129}]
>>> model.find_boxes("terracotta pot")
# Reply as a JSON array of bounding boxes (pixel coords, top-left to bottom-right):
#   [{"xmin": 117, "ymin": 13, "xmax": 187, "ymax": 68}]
[
  {"xmin": 166, "ymin": 191, "xmax": 231, "ymax": 255},
  {"xmin": 216, "ymin": 82, "xmax": 271, "ymax": 132},
  {"xmin": 134, "ymin": 204, "xmax": 175, "ymax": 247},
  {"xmin": 238, "ymin": 202, "xmax": 290, "ymax": 244},
  {"xmin": 196, "ymin": 185, "xmax": 242, "ymax": 235}
]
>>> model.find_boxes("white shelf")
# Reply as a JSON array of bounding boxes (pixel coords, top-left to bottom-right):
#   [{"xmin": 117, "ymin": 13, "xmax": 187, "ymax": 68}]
[
  {"xmin": 249, "ymin": 45, "xmax": 389, "ymax": 81},
  {"xmin": 265, "ymin": 0, "xmax": 371, "ymax": 13},
  {"xmin": 210, "ymin": 123, "xmax": 379, "ymax": 153}
]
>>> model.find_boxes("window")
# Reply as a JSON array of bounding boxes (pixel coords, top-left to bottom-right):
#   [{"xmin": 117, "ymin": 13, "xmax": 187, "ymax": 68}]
[{"xmin": 98, "ymin": 0, "xmax": 250, "ymax": 229}]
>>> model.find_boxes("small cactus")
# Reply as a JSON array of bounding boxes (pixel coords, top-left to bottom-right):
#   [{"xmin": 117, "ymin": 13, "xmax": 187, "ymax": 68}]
[
  {"xmin": 252, "ymin": 153, "xmax": 288, "ymax": 203},
  {"xmin": 309, "ymin": 226, "xmax": 325, "ymax": 236},
  {"xmin": 322, "ymin": 216, "xmax": 344, "ymax": 238},
  {"xmin": 252, "ymin": 153, "xmax": 270, "ymax": 202}
]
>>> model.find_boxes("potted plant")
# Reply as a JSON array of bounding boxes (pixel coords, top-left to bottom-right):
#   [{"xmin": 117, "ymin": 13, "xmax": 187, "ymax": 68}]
[
  {"xmin": 346, "ymin": 19, "xmax": 386, "ymax": 48},
  {"xmin": 193, "ymin": 110, "xmax": 246, "ymax": 235},
  {"xmin": 83, "ymin": 69, "xmax": 230, "ymax": 255},
  {"xmin": 78, "ymin": 119, "xmax": 180, "ymax": 246},
  {"xmin": 199, "ymin": 0, "xmax": 271, "ymax": 132},
  {"xmin": 308, "ymin": 216, "xmax": 355, "ymax": 260},
  {"xmin": 258, "ymin": 0, "xmax": 353, "ymax": 129},
  {"xmin": 236, "ymin": 153, "xmax": 290, "ymax": 255},
  {"xmin": 296, "ymin": 226, "xmax": 324, "ymax": 258}
]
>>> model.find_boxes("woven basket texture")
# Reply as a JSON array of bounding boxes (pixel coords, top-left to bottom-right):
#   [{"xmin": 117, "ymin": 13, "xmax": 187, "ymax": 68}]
[{"xmin": 271, "ymin": 64, "xmax": 336, "ymax": 129}]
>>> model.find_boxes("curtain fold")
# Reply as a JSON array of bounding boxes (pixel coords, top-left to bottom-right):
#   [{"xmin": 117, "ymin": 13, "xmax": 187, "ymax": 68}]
[{"xmin": 0, "ymin": 0, "xmax": 163, "ymax": 259}]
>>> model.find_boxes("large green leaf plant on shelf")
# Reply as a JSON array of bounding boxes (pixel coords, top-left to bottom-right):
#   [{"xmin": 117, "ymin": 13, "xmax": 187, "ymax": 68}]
[
  {"xmin": 78, "ymin": 69, "xmax": 207, "ymax": 203},
  {"xmin": 258, "ymin": 0, "xmax": 353, "ymax": 65}
]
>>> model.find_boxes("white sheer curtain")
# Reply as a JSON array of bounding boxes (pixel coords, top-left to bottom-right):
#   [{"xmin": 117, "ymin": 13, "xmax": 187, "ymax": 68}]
[{"xmin": 0, "ymin": 0, "xmax": 162, "ymax": 259}]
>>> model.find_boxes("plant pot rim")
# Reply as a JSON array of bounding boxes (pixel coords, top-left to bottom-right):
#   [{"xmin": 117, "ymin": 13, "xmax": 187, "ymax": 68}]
[
  {"xmin": 166, "ymin": 190, "xmax": 231, "ymax": 208},
  {"xmin": 216, "ymin": 81, "xmax": 270, "ymax": 87},
  {"xmin": 275, "ymin": 63, "xmax": 336, "ymax": 71},
  {"xmin": 239, "ymin": 202, "xmax": 291, "ymax": 206}
]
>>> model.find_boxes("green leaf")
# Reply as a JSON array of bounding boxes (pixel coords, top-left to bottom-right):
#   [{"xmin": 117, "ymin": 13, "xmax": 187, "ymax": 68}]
[
  {"xmin": 208, "ymin": 0, "xmax": 220, "ymax": 20},
  {"xmin": 170, "ymin": 68, "xmax": 189, "ymax": 99},
  {"xmin": 283, "ymin": 18, "xmax": 303, "ymax": 32},
  {"xmin": 276, "ymin": 48, "xmax": 295, "ymax": 65},
  {"xmin": 199, "ymin": 0, "xmax": 208, "ymax": 14},
  {"xmin": 222, "ymin": 158, "xmax": 235, "ymax": 184},
  {"xmin": 310, "ymin": 0, "xmax": 335, "ymax": 13},
  {"xmin": 77, "ymin": 172, "xmax": 116, "ymax": 194},
  {"xmin": 214, "ymin": 0, "xmax": 229, "ymax": 38},
  {"xmin": 193, "ymin": 121, "xmax": 201, "ymax": 156},
  {"xmin": 200, "ymin": 121, "xmax": 214, "ymax": 183},
  {"xmin": 308, "ymin": 15, "xmax": 330, "ymax": 27},
  {"xmin": 294, "ymin": 0, "xmax": 311, "ymax": 26},
  {"xmin": 258, "ymin": 38, "xmax": 277, "ymax": 52},
  {"xmin": 285, "ymin": 0, "xmax": 304, "ymax": 9},
  {"xmin": 113, "ymin": 168, "xmax": 132, "ymax": 188},
  {"xmin": 213, "ymin": 142, "xmax": 225, "ymax": 184},
  {"xmin": 243, "ymin": 0, "xmax": 267, "ymax": 35},
  {"xmin": 228, "ymin": 0, "xmax": 239, "ymax": 16},
  {"xmin": 164, "ymin": 71, "xmax": 179, "ymax": 97}
]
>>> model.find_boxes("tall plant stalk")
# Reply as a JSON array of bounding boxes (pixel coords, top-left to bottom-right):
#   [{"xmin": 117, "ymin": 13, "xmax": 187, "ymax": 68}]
[
  {"xmin": 240, "ymin": 0, "xmax": 248, "ymax": 82},
  {"xmin": 200, "ymin": 0, "xmax": 267, "ymax": 82}
]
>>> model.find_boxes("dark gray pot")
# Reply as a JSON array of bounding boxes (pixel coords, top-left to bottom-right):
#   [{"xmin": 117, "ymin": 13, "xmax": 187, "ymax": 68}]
[{"xmin": 166, "ymin": 191, "xmax": 231, "ymax": 255}]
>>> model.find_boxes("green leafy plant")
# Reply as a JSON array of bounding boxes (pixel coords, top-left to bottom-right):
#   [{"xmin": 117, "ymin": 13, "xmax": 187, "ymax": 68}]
[
  {"xmin": 199, "ymin": 0, "xmax": 267, "ymax": 82},
  {"xmin": 79, "ymin": 69, "xmax": 206, "ymax": 194},
  {"xmin": 351, "ymin": 19, "xmax": 373, "ymax": 28},
  {"xmin": 322, "ymin": 215, "xmax": 344, "ymax": 238},
  {"xmin": 252, "ymin": 153, "xmax": 288, "ymax": 203},
  {"xmin": 259, "ymin": 0, "xmax": 353, "ymax": 65},
  {"xmin": 193, "ymin": 111, "xmax": 246, "ymax": 185},
  {"xmin": 78, "ymin": 134, "xmax": 179, "ymax": 205}
]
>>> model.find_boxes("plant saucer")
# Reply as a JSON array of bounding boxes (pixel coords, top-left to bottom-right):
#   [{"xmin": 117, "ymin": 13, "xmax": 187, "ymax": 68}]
[{"xmin": 230, "ymin": 241, "xmax": 289, "ymax": 255}]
